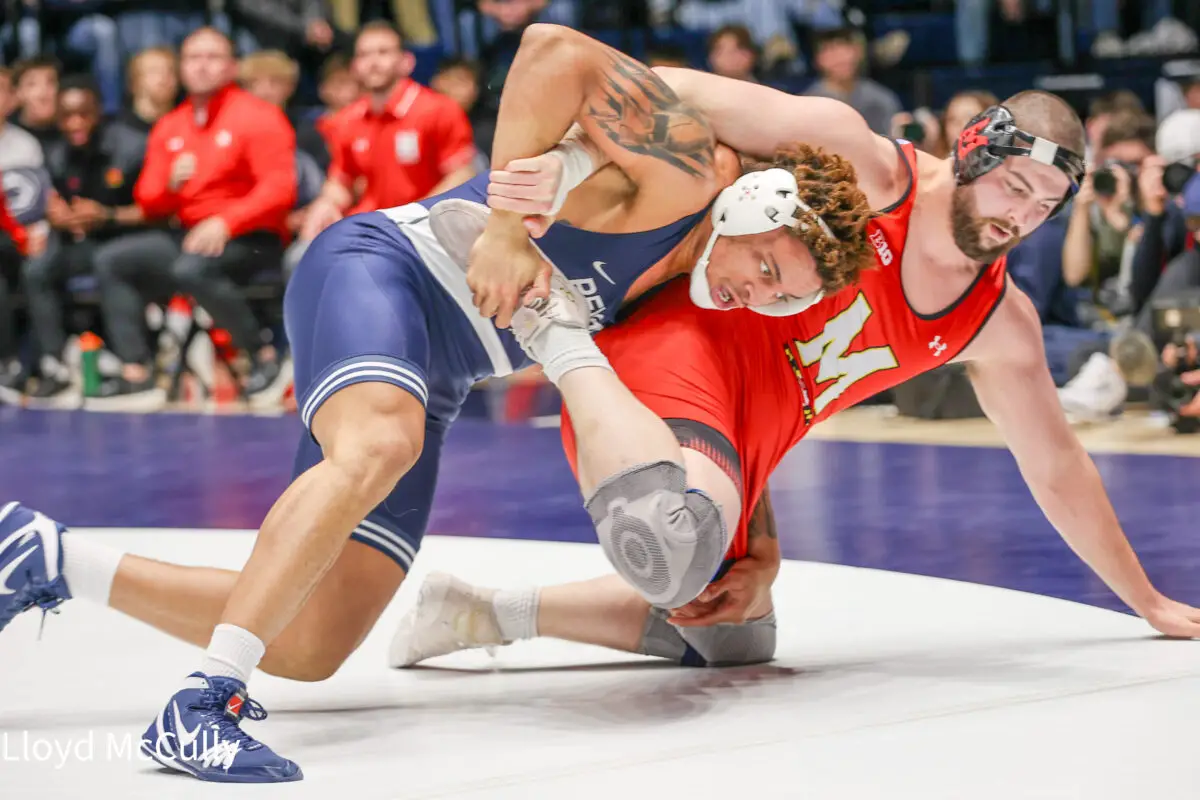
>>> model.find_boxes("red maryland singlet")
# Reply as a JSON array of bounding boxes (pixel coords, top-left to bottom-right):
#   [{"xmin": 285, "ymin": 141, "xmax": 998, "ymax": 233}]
[{"xmin": 561, "ymin": 141, "xmax": 1008, "ymax": 560}]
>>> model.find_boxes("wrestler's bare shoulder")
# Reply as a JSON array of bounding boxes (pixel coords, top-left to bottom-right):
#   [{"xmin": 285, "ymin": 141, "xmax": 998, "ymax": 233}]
[{"xmin": 953, "ymin": 279, "xmax": 1043, "ymax": 366}]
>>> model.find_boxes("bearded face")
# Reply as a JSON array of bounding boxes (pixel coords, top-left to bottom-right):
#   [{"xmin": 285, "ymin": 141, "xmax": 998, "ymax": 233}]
[{"xmin": 950, "ymin": 184, "xmax": 1021, "ymax": 263}]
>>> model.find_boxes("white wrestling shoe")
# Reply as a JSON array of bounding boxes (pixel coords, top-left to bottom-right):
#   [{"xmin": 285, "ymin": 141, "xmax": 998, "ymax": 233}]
[
  {"xmin": 388, "ymin": 572, "xmax": 507, "ymax": 668},
  {"xmin": 509, "ymin": 271, "xmax": 592, "ymax": 354}
]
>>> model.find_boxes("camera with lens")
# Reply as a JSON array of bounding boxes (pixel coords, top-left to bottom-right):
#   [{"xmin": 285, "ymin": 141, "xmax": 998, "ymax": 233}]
[
  {"xmin": 1149, "ymin": 293, "xmax": 1200, "ymax": 433},
  {"xmin": 1162, "ymin": 158, "xmax": 1197, "ymax": 195},
  {"xmin": 1092, "ymin": 159, "xmax": 1137, "ymax": 199}
]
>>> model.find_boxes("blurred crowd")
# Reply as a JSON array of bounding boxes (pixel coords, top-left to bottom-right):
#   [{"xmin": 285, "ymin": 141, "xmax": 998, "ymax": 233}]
[{"xmin": 0, "ymin": 0, "xmax": 1196, "ymax": 428}]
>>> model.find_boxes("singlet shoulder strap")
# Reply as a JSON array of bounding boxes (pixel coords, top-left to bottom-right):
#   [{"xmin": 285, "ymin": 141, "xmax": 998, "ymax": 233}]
[{"xmin": 877, "ymin": 139, "xmax": 918, "ymax": 215}]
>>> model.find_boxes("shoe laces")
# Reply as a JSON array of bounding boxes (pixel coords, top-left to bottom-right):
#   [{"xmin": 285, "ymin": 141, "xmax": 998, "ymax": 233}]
[
  {"xmin": 16, "ymin": 579, "xmax": 68, "ymax": 640},
  {"xmin": 191, "ymin": 686, "xmax": 269, "ymax": 749}
]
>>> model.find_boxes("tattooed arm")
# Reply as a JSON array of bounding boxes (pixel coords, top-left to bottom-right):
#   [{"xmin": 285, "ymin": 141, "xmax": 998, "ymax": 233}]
[
  {"xmin": 746, "ymin": 486, "xmax": 782, "ymax": 567},
  {"xmin": 488, "ymin": 24, "xmax": 716, "ymax": 225}
]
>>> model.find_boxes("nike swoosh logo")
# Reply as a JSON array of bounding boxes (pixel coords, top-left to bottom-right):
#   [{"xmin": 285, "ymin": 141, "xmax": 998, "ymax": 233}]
[
  {"xmin": 173, "ymin": 701, "xmax": 203, "ymax": 749},
  {"xmin": 592, "ymin": 261, "xmax": 614, "ymax": 285},
  {"xmin": 0, "ymin": 547, "xmax": 37, "ymax": 595}
]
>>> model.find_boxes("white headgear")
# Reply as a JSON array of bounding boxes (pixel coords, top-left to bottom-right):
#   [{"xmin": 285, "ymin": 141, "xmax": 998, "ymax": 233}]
[{"xmin": 690, "ymin": 168, "xmax": 834, "ymax": 317}]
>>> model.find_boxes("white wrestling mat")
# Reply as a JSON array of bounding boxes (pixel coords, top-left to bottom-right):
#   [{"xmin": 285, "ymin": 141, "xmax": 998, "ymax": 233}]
[{"xmin": 0, "ymin": 531, "xmax": 1197, "ymax": 799}]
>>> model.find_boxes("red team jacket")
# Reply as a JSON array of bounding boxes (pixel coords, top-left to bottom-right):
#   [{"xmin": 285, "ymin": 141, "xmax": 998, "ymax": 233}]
[
  {"xmin": 325, "ymin": 78, "xmax": 476, "ymax": 215},
  {"xmin": 561, "ymin": 141, "xmax": 1008, "ymax": 561},
  {"xmin": 134, "ymin": 84, "xmax": 297, "ymax": 240}
]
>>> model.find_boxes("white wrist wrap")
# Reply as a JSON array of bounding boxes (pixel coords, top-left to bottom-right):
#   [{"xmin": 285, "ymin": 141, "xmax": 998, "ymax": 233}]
[{"xmin": 546, "ymin": 140, "xmax": 597, "ymax": 215}]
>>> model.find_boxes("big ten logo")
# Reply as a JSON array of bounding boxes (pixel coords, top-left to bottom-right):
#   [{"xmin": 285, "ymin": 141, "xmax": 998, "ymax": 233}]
[
  {"xmin": 569, "ymin": 278, "xmax": 608, "ymax": 332},
  {"xmin": 789, "ymin": 292, "xmax": 898, "ymax": 416},
  {"xmin": 869, "ymin": 229, "xmax": 893, "ymax": 266}
]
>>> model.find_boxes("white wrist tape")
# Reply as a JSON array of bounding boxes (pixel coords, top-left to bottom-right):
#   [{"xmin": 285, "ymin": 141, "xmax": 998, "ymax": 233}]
[{"xmin": 546, "ymin": 140, "xmax": 597, "ymax": 215}]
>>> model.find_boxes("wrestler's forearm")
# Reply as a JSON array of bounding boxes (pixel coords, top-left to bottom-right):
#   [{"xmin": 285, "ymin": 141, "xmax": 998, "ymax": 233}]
[
  {"xmin": 1029, "ymin": 452, "xmax": 1161, "ymax": 615},
  {"xmin": 488, "ymin": 24, "xmax": 604, "ymax": 233},
  {"xmin": 745, "ymin": 487, "xmax": 782, "ymax": 571}
]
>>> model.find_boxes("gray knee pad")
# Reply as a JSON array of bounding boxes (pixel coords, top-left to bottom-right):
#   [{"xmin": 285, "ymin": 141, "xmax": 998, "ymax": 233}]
[
  {"xmin": 639, "ymin": 607, "xmax": 778, "ymax": 667},
  {"xmin": 585, "ymin": 460, "xmax": 728, "ymax": 609}
]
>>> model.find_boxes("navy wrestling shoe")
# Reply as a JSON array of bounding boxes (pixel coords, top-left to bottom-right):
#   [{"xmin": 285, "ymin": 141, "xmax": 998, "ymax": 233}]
[
  {"xmin": 141, "ymin": 672, "xmax": 302, "ymax": 783},
  {"xmin": 0, "ymin": 502, "xmax": 71, "ymax": 632}
]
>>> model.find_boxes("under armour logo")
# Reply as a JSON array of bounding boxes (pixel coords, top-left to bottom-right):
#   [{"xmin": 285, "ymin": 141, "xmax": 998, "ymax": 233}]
[{"xmin": 929, "ymin": 336, "xmax": 947, "ymax": 357}]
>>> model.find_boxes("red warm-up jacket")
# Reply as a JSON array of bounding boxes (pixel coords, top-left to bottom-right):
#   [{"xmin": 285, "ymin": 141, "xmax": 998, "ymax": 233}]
[{"xmin": 134, "ymin": 84, "xmax": 297, "ymax": 240}]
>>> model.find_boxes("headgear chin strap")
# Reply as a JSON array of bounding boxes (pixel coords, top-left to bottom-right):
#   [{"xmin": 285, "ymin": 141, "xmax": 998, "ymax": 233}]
[
  {"xmin": 690, "ymin": 168, "xmax": 830, "ymax": 317},
  {"xmin": 953, "ymin": 104, "xmax": 1086, "ymax": 217}
]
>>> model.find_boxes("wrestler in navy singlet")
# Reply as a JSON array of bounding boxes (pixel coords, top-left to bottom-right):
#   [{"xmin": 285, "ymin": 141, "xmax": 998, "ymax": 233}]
[{"xmin": 284, "ymin": 173, "xmax": 707, "ymax": 570}]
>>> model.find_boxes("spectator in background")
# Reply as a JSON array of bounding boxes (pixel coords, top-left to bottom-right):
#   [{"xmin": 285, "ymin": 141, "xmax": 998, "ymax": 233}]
[
  {"xmin": 26, "ymin": 3, "xmax": 122, "ymax": 115},
  {"xmin": 659, "ymin": 0, "xmax": 844, "ymax": 75},
  {"xmin": 114, "ymin": 0, "xmax": 210, "ymax": 55},
  {"xmin": 227, "ymin": 0, "xmax": 346, "ymax": 60},
  {"xmin": 943, "ymin": 90, "xmax": 998, "ymax": 142},
  {"xmin": 894, "ymin": 89, "xmax": 999, "ymax": 160},
  {"xmin": 20, "ymin": 76, "xmax": 150, "ymax": 402},
  {"xmin": 0, "ymin": 68, "xmax": 45, "ymax": 171},
  {"xmin": 1061, "ymin": 110, "xmax": 1158, "ymax": 306},
  {"xmin": 301, "ymin": 22, "xmax": 476, "ymax": 242},
  {"xmin": 96, "ymin": 27, "xmax": 295, "ymax": 402},
  {"xmin": 473, "ymin": 0, "xmax": 551, "ymax": 121},
  {"xmin": 316, "ymin": 53, "xmax": 360, "ymax": 118},
  {"xmin": 644, "ymin": 46, "xmax": 691, "ymax": 69},
  {"xmin": 0, "ymin": 168, "xmax": 29, "ymax": 403},
  {"xmin": 1183, "ymin": 77, "xmax": 1200, "ymax": 111},
  {"xmin": 120, "ymin": 47, "xmax": 179, "ymax": 134},
  {"xmin": 1057, "ymin": 111, "xmax": 1195, "ymax": 420},
  {"xmin": 430, "ymin": 57, "xmax": 490, "ymax": 164},
  {"xmin": 1007, "ymin": 212, "xmax": 1112, "ymax": 388},
  {"xmin": 239, "ymin": 50, "xmax": 329, "ymax": 171},
  {"xmin": 11, "ymin": 57, "xmax": 61, "ymax": 149},
  {"xmin": 1084, "ymin": 90, "xmax": 1145, "ymax": 162},
  {"xmin": 346, "ymin": 0, "xmax": 439, "ymax": 47},
  {"xmin": 430, "ymin": 57, "xmax": 479, "ymax": 115},
  {"xmin": 804, "ymin": 27, "xmax": 901, "ymax": 136},
  {"xmin": 707, "ymin": 24, "xmax": 759, "ymax": 83}
]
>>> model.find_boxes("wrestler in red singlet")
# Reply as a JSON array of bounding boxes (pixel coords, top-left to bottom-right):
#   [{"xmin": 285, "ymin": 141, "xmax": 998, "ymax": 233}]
[{"xmin": 561, "ymin": 141, "xmax": 1007, "ymax": 561}]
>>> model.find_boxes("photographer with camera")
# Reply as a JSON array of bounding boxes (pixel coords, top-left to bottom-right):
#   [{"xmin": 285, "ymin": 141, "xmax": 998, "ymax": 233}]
[
  {"xmin": 1061, "ymin": 110, "xmax": 1159, "ymax": 298},
  {"xmin": 1060, "ymin": 109, "xmax": 1200, "ymax": 427},
  {"xmin": 1057, "ymin": 110, "xmax": 1163, "ymax": 419}
]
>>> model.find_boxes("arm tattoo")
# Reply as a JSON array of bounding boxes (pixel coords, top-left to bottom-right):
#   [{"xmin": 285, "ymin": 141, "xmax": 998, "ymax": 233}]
[
  {"xmin": 747, "ymin": 488, "xmax": 778, "ymax": 540},
  {"xmin": 584, "ymin": 51, "xmax": 714, "ymax": 179}
]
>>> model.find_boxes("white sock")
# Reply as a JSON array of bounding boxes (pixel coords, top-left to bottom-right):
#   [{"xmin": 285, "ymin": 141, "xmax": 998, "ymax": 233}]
[
  {"xmin": 493, "ymin": 588, "xmax": 540, "ymax": 642},
  {"xmin": 60, "ymin": 534, "xmax": 124, "ymax": 605},
  {"xmin": 200, "ymin": 624, "xmax": 265, "ymax": 684},
  {"xmin": 534, "ymin": 325, "xmax": 612, "ymax": 385}
]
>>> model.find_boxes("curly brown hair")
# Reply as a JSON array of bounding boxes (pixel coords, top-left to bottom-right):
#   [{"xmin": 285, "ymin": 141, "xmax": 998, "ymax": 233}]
[{"xmin": 742, "ymin": 143, "xmax": 876, "ymax": 294}]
